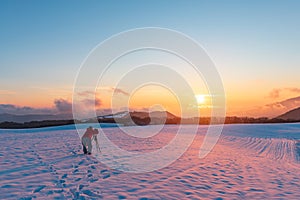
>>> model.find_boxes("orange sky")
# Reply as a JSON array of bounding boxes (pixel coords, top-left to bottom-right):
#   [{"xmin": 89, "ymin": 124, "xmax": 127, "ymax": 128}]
[
  {"xmin": 1, "ymin": 1, "xmax": 300, "ymax": 118},
  {"xmin": 1, "ymin": 81, "xmax": 299, "ymax": 118}
]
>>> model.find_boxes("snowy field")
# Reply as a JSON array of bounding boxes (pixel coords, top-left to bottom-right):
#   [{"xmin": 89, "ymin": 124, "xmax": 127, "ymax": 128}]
[{"xmin": 0, "ymin": 123, "xmax": 299, "ymax": 199}]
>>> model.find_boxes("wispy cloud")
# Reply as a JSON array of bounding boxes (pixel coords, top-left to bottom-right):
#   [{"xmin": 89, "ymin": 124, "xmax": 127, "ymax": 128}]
[
  {"xmin": 286, "ymin": 87, "xmax": 300, "ymax": 93},
  {"xmin": 96, "ymin": 87, "xmax": 129, "ymax": 96},
  {"xmin": 0, "ymin": 90, "xmax": 16, "ymax": 95},
  {"xmin": 265, "ymin": 96, "xmax": 300, "ymax": 110},
  {"xmin": 75, "ymin": 90, "xmax": 103, "ymax": 108},
  {"xmin": 268, "ymin": 89, "xmax": 282, "ymax": 99},
  {"xmin": 77, "ymin": 90, "xmax": 95, "ymax": 97},
  {"xmin": 96, "ymin": 108, "xmax": 113, "ymax": 116},
  {"xmin": 242, "ymin": 96, "xmax": 300, "ymax": 118},
  {"xmin": 81, "ymin": 97, "xmax": 102, "ymax": 107},
  {"xmin": 268, "ymin": 87, "xmax": 300, "ymax": 99},
  {"xmin": 111, "ymin": 87, "xmax": 129, "ymax": 96}
]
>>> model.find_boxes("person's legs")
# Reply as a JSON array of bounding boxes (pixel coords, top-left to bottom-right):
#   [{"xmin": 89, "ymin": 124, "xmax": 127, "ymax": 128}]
[
  {"xmin": 82, "ymin": 137, "xmax": 90, "ymax": 154},
  {"xmin": 86, "ymin": 138, "xmax": 92, "ymax": 154},
  {"xmin": 82, "ymin": 142, "xmax": 87, "ymax": 154}
]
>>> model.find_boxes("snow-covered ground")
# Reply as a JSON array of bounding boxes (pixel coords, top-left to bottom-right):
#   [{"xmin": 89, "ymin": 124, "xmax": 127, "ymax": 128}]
[{"xmin": 0, "ymin": 123, "xmax": 299, "ymax": 199}]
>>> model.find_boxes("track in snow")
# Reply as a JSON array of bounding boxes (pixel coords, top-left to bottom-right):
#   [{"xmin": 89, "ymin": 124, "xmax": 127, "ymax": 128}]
[{"xmin": 0, "ymin": 123, "xmax": 299, "ymax": 199}]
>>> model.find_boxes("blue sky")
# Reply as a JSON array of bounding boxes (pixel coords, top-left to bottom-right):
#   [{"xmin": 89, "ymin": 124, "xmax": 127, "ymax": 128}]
[{"xmin": 0, "ymin": 0, "xmax": 299, "ymax": 116}]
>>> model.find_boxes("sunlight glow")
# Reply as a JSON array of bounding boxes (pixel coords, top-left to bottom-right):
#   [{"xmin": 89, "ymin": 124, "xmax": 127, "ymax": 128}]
[{"xmin": 196, "ymin": 94, "xmax": 206, "ymax": 105}]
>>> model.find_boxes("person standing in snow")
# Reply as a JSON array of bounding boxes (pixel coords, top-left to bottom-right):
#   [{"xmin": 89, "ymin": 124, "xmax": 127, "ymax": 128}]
[{"xmin": 81, "ymin": 126, "xmax": 99, "ymax": 155}]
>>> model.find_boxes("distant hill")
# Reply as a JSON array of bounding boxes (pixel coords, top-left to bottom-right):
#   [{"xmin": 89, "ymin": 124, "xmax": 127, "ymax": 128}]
[
  {"xmin": 0, "ymin": 113, "xmax": 73, "ymax": 123},
  {"xmin": 97, "ymin": 111, "xmax": 180, "ymax": 125},
  {"xmin": 98, "ymin": 111, "xmax": 177, "ymax": 119},
  {"xmin": 1, "ymin": 109, "xmax": 300, "ymax": 129},
  {"xmin": 0, "ymin": 120, "xmax": 75, "ymax": 129},
  {"xmin": 276, "ymin": 107, "xmax": 300, "ymax": 121},
  {"xmin": 241, "ymin": 95, "xmax": 300, "ymax": 118}
]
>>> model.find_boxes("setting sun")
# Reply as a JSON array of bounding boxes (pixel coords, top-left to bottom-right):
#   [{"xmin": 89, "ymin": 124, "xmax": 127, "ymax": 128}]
[{"xmin": 195, "ymin": 94, "xmax": 206, "ymax": 105}]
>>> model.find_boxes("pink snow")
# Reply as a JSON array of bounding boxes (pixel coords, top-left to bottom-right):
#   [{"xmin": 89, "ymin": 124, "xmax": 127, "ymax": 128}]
[{"xmin": 0, "ymin": 123, "xmax": 299, "ymax": 199}]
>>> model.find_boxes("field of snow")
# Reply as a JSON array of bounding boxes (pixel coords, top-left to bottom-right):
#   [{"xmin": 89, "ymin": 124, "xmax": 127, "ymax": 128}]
[{"xmin": 0, "ymin": 123, "xmax": 299, "ymax": 199}]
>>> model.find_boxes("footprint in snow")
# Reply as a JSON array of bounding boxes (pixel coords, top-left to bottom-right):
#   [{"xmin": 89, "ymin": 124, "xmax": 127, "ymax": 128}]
[
  {"xmin": 77, "ymin": 160, "xmax": 85, "ymax": 166},
  {"xmin": 78, "ymin": 184, "xmax": 87, "ymax": 190},
  {"xmin": 59, "ymin": 179, "xmax": 66, "ymax": 184},
  {"xmin": 90, "ymin": 165, "xmax": 96, "ymax": 169},
  {"xmin": 33, "ymin": 185, "xmax": 46, "ymax": 193},
  {"xmin": 62, "ymin": 174, "xmax": 67, "ymax": 179},
  {"xmin": 90, "ymin": 178, "xmax": 99, "ymax": 183},
  {"xmin": 102, "ymin": 174, "xmax": 110, "ymax": 179},
  {"xmin": 100, "ymin": 169, "xmax": 111, "ymax": 179},
  {"xmin": 100, "ymin": 169, "xmax": 108, "ymax": 174},
  {"xmin": 81, "ymin": 189, "xmax": 102, "ymax": 198}
]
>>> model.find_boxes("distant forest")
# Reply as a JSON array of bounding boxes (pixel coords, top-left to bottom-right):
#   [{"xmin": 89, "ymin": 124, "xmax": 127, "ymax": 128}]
[{"xmin": 0, "ymin": 116, "xmax": 299, "ymax": 129}]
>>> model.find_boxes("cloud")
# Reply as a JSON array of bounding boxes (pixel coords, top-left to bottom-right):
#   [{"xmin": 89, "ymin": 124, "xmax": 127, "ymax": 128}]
[
  {"xmin": 0, "ymin": 99, "xmax": 74, "ymax": 115},
  {"xmin": 266, "ymin": 96, "xmax": 300, "ymax": 110},
  {"xmin": 268, "ymin": 87, "xmax": 300, "ymax": 99},
  {"xmin": 72, "ymin": 95, "xmax": 106, "ymax": 119},
  {"xmin": 54, "ymin": 99, "xmax": 72, "ymax": 113},
  {"xmin": 286, "ymin": 87, "xmax": 300, "ymax": 93},
  {"xmin": 111, "ymin": 87, "xmax": 129, "ymax": 96},
  {"xmin": 96, "ymin": 108, "xmax": 113, "ymax": 116},
  {"xmin": 76, "ymin": 91, "xmax": 102, "ymax": 107},
  {"xmin": 0, "ymin": 104, "xmax": 54, "ymax": 115},
  {"xmin": 0, "ymin": 90, "xmax": 16, "ymax": 95},
  {"xmin": 96, "ymin": 87, "xmax": 129, "ymax": 96},
  {"xmin": 0, "ymin": 97, "xmax": 109, "ymax": 118},
  {"xmin": 81, "ymin": 97, "xmax": 102, "ymax": 107},
  {"xmin": 268, "ymin": 89, "xmax": 281, "ymax": 99},
  {"xmin": 99, "ymin": 87, "xmax": 130, "ymax": 96},
  {"xmin": 77, "ymin": 90, "xmax": 95, "ymax": 96},
  {"xmin": 240, "ymin": 96, "xmax": 300, "ymax": 118},
  {"xmin": 262, "ymin": 96, "xmax": 300, "ymax": 117}
]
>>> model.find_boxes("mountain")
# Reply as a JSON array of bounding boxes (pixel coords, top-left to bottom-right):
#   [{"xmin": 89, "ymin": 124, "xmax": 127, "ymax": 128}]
[
  {"xmin": 240, "ymin": 96, "xmax": 300, "ymax": 118},
  {"xmin": 0, "ymin": 110, "xmax": 178, "ymax": 125},
  {"xmin": 97, "ymin": 111, "xmax": 180, "ymax": 125},
  {"xmin": 148, "ymin": 111, "xmax": 178, "ymax": 119},
  {"xmin": 0, "ymin": 113, "xmax": 73, "ymax": 123},
  {"xmin": 276, "ymin": 107, "xmax": 300, "ymax": 121},
  {"xmin": 98, "ymin": 111, "xmax": 177, "ymax": 119}
]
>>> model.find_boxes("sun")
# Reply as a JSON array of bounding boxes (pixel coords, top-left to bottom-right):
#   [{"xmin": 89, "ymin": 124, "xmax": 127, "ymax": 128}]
[{"xmin": 195, "ymin": 94, "xmax": 206, "ymax": 105}]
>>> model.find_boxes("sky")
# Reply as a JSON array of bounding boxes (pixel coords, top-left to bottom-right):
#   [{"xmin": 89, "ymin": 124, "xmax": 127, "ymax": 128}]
[{"xmin": 0, "ymin": 0, "xmax": 300, "ymax": 118}]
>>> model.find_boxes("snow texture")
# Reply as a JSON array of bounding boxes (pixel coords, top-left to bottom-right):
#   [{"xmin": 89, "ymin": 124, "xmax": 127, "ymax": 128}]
[{"xmin": 0, "ymin": 123, "xmax": 299, "ymax": 199}]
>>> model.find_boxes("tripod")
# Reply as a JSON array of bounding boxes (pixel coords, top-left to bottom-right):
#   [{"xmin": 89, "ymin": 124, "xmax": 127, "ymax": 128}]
[{"xmin": 93, "ymin": 135, "xmax": 101, "ymax": 153}]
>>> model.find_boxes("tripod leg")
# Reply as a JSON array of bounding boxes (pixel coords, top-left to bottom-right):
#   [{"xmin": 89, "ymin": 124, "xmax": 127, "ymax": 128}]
[{"xmin": 95, "ymin": 139, "xmax": 101, "ymax": 153}]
